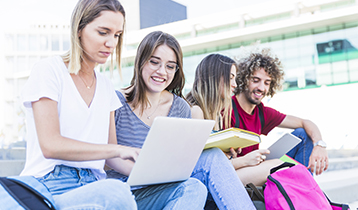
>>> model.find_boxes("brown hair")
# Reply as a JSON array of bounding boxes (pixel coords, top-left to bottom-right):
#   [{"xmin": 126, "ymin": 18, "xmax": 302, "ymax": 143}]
[{"xmin": 125, "ymin": 31, "xmax": 185, "ymax": 114}]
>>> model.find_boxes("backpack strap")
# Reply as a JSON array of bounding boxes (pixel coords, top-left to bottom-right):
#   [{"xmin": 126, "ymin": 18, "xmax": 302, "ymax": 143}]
[
  {"xmin": 232, "ymin": 98, "xmax": 240, "ymax": 128},
  {"xmin": 7, "ymin": 176, "xmax": 56, "ymax": 210},
  {"xmin": 257, "ymin": 103, "xmax": 265, "ymax": 132},
  {"xmin": 270, "ymin": 162, "xmax": 295, "ymax": 174},
  {"xmin": 232, "ymin": 97, "xmax": 265, "ymax": 131}
]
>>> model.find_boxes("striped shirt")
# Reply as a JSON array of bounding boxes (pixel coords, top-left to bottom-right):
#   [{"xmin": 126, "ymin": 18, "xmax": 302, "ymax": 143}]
[
  {"xmin": 107, "ymin": 90, "xmax": 191, "ymax": 183},
  {"xmin": 114, "ymin": 90, "xmax": 191, "ymax": 148}
]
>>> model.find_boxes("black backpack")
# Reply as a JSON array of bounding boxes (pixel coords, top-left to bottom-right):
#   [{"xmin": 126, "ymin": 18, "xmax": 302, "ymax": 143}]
[{"xmin": 0, "ymin": 176, "xmax": 56, "ymax": 210}]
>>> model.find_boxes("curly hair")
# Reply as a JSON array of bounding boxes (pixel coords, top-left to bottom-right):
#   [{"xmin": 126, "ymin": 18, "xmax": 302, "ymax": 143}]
[{"xmin": 234, "ymin": 48, "xmax": 284, "ymax": 97}]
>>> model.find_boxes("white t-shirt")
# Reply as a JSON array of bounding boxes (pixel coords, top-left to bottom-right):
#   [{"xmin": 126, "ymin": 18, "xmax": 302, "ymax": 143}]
[{"xmin": 21, "ymin": 56, "xmax": 121, "ymax": 180}]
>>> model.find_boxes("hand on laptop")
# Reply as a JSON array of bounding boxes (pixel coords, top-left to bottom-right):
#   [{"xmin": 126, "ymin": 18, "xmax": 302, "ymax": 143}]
[{"xmin": 117, "ymin": 145, "xmax": 141, "ymax": 162}]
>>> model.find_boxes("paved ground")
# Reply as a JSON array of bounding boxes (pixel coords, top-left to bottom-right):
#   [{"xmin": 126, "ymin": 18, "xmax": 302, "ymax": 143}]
[{"xmin": 314, "ymin": 168, "xmax": 358, "ymax": 209}]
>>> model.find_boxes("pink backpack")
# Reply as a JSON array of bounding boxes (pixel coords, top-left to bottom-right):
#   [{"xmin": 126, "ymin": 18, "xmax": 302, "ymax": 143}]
[{"xmin": 264, "ymin": 162, "xmax": 350, "ymax": 210}]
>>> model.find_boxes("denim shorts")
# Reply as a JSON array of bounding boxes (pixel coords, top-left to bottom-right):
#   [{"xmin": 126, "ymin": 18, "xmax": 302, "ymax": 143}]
[{"xmin": 37, "ymin": 165, "xmax": 97, "ymax": 196}]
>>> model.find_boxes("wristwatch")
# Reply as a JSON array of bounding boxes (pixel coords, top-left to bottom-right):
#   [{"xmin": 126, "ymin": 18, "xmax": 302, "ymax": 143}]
[{"xmin": 314, "ymin": 140, "xmax": 327, "ymax": 148}]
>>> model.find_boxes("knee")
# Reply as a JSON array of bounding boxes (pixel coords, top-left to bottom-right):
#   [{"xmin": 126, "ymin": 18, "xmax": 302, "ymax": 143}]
[
  {"xmin": 100, "ymin": 179, "xmax": 136, "ymax": 209},
  {"xmin": 292, "ymin": 128, "xmax": 306, "ymax": 136},
  {"xmin": 204, "ymin": 147, "xmax": 227, "ymax": 161},
  {"xmin": 292, "ymin": 128, "xmax": 312, "ymax": 142},
  {"xmin": 180, "ymin": 178, "xmax": 207, "ymax": 200}
]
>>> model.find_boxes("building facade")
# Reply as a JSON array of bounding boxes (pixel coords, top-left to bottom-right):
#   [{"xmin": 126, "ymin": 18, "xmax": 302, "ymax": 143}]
[{"xmin": 1, "ymin": 0, "xmax": 357, "ymax": 149}]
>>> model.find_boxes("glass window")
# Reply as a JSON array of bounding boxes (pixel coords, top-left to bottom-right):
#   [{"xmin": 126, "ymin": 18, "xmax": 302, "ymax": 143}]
[
  {"xmin": 327, "ymin": 29, "xmax": 346, "ymax": 42},
  {"xmin": 348, "ymin": 59, "xmax": 358, "ymax": 82},
  {"xmin": 17, "ymin": 56, "xmax": 27, "ymax": 72},
  {"xmin": 63, "ymin": 35, "xmax": 70, "ymax": 51},
  {"xmin": 316, "ymin": 63, "xmax": 332, "ymax": 85},
  {"xmin": 332, "ymin": 61, "xmax": 348, "ymax": 84},
  {"xmin": 29, "ymin": 35, "xmax": 39, "ymax": 51},
  {"xmin": 5, "ymin": 34, "xmax": 15, "ymax": 51},
  {"xmin": 284, "ymin": 57, "xmax": 300, "ymax": 69},
  {"xmin": 29, "ymin": 56, "xmax": 39, "ymax": 70},
  {"xmin": 39, "ymin": 35, "xmax": 48, "ymax": 51},
  {"xmin": 5, "ymin": 57, "xmax": 14, "ymax": 73},
  {"xmin": 299, "ymin": 55, "xmax": 314, "ymax": 66},
  {"xmin": 284, "ymin": 47, "xmax": 299, "ymax": 60},
  {"xmin": 313, "ymin": 32, "xmax": 330, "ymax": 44},
  {"xmin": 52, "ymin": 35, "xmax": 60, "ymax": 51},
  {"xmin": 17, "ymin": 35, "xmax": 27, "ymax": 51},
  {"xmin": 305, "ymin": 67, "xmax": 317, "ymax": 86}
]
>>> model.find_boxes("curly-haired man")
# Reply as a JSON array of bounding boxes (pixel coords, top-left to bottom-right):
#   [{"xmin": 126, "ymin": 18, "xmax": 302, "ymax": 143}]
[{"xmin": 228, "ymin": 49, "xmax": 328, "ymax": 179}]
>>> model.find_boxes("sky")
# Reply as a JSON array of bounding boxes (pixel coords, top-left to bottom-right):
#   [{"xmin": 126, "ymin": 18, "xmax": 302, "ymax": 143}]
[{"xmin": 0, "ymin": 0, "xmax": 267, "ymax": 30}]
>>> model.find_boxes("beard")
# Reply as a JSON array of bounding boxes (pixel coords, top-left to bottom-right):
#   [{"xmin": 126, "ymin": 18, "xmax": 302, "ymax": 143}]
[{"xmin": 244, "ymin": 89, "xmax": 264, "ymax": 105}]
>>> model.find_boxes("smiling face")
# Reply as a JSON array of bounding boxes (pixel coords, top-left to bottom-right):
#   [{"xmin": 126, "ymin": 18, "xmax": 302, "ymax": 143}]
[
  {"xmin": 79, "ymin": 11, "xmax": 124, "ymax": 66},
  {"xmin": 142, "ymin": 45, "xmax": 177, "ymax": 94},
  {"xmin": 244, "ymin": 67, "xmax": 272, "ymax": 105}
]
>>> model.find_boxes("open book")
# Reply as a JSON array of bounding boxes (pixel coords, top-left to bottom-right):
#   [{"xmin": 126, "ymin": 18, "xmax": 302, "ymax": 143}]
[{"xmin": 204, "ymin": 128, "xmax": 261, "ymax": 152}]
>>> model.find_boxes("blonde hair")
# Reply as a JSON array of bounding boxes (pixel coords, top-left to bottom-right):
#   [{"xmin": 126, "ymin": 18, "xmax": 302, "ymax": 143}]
[
  {"xmin": 186, "ymin": 54, "xmax": 236, "ymax": 130},
  {"xmin": 61, "ymin": 0, "xmax": 125, "ymax": 75}
]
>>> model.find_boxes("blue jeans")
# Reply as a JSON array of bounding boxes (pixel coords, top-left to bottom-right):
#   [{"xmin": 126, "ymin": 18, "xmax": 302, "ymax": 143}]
[
  {"xmin": 37, "ymin": 165, "xmax": 137, "ymax": 210},
  {"xmin": 287, "ymin": 128, "xmax": 314, "ymax": 167},
  {"xmin": 191, "ymin": 148, "xmax": 255, "ymax": 210},
  {"xmin": 133, "ymin": 178, "xmax": 207, "ymax": 210}
]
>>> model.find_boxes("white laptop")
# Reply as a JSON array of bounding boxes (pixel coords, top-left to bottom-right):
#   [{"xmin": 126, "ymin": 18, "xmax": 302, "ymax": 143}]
[
  {"xmin": 265, "ymin": 133, "xmax": 302, "ymax": 160},
  {"xmin": 126, "ymin": 117, "xmax": 215, "ymax": 187}
]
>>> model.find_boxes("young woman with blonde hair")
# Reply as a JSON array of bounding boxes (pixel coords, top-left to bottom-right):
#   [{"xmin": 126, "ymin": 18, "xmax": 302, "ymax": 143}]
[
  {"xmin": 186, "ymin": 54, "xmax": 237, "ymax": 131},
  {"xmin": 21, "ymin": 0, "xmax": 139, "ymax": 209}
]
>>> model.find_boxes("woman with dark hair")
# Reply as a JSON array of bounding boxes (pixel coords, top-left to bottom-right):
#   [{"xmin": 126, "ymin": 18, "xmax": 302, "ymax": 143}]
[{"xmin": 108, "ymin": 33, "xmax": 255, "ymax": 210}]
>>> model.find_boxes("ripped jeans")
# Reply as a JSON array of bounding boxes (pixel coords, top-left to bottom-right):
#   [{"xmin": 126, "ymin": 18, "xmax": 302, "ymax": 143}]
[{"xmin": 191, "ymin": 148, "xmax": 255, "ymax": 210}]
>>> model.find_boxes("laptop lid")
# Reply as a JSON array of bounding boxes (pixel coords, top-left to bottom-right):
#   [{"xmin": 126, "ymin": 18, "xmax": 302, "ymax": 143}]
[
  {"xmin": 266, "ymin": 133, "xmax": 302, "ymax": 160},
  {"xmin": 126, "ymin": 117, "xmax": 215, "ymax": 187}
]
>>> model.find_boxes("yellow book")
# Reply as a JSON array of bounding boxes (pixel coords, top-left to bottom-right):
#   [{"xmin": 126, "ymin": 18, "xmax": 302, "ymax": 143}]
[{"xmin": 204, "ymin": 128, "xmax": 261, "ymax": 152}]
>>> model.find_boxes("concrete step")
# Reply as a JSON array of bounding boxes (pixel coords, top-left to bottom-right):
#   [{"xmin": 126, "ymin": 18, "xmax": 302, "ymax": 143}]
[
  {"xmin": 314, "ymin": 168, "xmax": 358, "ymax": 206},
  {"xmin": 0, "ymin": 160, "xmax": 25, "ymax": 176}
]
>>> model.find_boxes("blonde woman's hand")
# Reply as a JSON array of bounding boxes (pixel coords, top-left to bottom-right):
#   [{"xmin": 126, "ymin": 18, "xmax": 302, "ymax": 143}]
[
  {"xmin": 242, "ymin": 149, "xmax": 270, "ymax": 166},
  {"xmin": 117, "ymin": 145, "xmax": 140, "ymax": 162}
]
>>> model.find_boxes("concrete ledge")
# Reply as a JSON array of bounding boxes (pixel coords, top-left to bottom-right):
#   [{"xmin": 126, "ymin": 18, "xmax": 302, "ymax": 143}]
[
  {"xmin": 0, "ymin": 160, "xmax": 25, "ymax": 176},
  {"xmin": 315, "ymin": 168, "xmax": 358, "ymax": 204},
  {"xmin": 0, "ymin": 148, "xmax": 26, "ymax": 160},
  {"xmin": 326, "ymin": 157, "xmax": 358, "ymax": 171}
]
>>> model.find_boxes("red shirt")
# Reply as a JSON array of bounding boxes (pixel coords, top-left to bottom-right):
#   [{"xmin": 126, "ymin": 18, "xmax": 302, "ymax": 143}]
[{"xmin": 230, "ymin": 95, "xmax": 286, "ymax": 156}]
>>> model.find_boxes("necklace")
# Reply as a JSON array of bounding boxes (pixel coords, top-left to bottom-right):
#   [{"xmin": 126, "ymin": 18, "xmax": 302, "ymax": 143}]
[
  {"xmin": 145, "ymin": 99, "xmax": 161, "ymax": 119},
  {"xmin": 79, "ymin": 71, "xmax": 95, "ymax": 89}
]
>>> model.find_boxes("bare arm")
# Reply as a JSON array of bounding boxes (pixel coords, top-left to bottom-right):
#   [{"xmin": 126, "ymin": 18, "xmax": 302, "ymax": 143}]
[
  {"xmin": 191, "ymin": 105, "xmax": 204, "ymax": 119},
  {"xmin": 230, "ymin": 149, "xmax": 270, "ymax": 170},
  {"xmin": 279, "ymin": 115, "xmax": 328, "ymax": 175},
  {"xmin": 33, "ymin": 97, "xmax": 139, "ymax": 161},
  {"xmin": 105, "ymin": 111, "xmax": 139, "ymax": 175}
]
